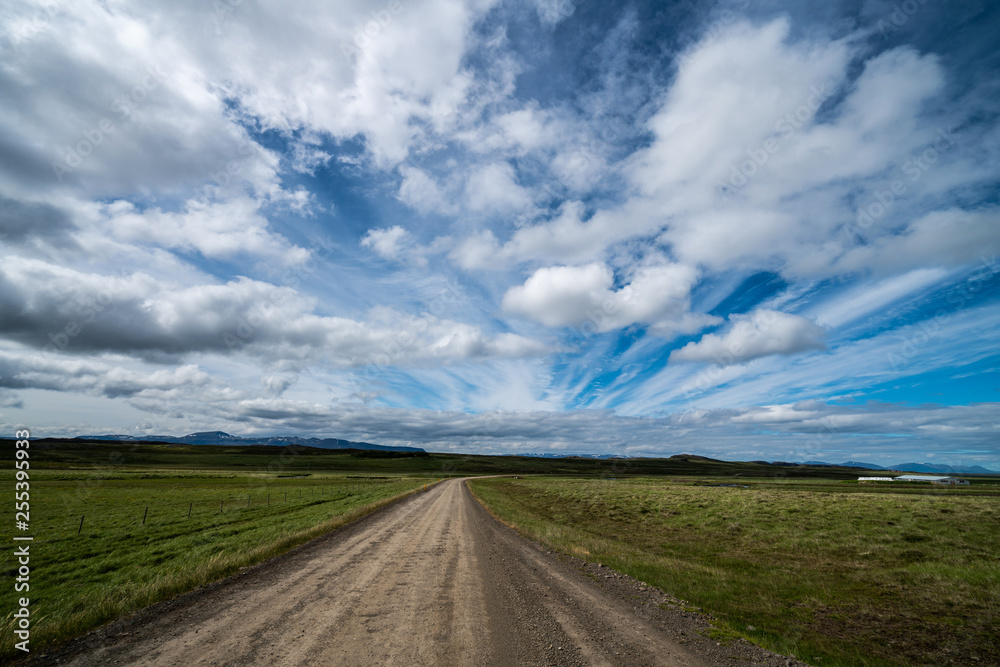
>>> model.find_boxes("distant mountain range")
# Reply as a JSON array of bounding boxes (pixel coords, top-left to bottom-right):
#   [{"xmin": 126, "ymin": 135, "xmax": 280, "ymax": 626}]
[
  {"xmin": 66, "ymin": 435, "xmax": 995, "ymax": 472},
  {"xmin": 76, "ymin": 431, "xmax": 424, "ymax": 453},
  {"xmin": 803, "ymin": 460, "xmax": 996, "ymax": 474}
]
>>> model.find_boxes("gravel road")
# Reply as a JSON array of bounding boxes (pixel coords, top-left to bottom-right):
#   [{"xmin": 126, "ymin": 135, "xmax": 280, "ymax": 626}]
[{"xmin": 34, "ymin": 479, "xmax": 805, "ymax": 666}]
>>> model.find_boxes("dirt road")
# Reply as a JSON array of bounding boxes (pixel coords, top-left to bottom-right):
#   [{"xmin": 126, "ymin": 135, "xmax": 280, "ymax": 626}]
[{"xmin": 41, "ymin": 480, "xmax": 798, "ymax": 666}]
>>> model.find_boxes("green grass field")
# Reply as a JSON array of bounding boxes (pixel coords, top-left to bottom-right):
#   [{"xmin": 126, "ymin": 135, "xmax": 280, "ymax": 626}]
[
  {"xmin": 468, "ymin": 476, "xmax": 1000, "ymax": 666},
  {"xmin": 5, "ymin": 439, "xmax": 997, "ymax": 663},
  {"xmin": 1, "ymin": 467, "xmax": 431, "ymax": 660}
]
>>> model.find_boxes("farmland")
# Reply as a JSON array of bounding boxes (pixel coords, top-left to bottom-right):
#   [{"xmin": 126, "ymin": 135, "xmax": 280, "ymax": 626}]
[
  {"xmin": 5, "ymin": 438, "xmax": 997, "ymax": 663},
  {"xmin": 469, "ymin": 476, "xmax": 1000, "ymax": 666},
  {"xmin": 0, "ymin": 462, "xmax": 431, "ymax": 660}
]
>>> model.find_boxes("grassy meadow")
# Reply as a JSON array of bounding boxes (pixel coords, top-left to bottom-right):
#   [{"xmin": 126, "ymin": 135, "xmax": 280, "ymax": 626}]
[
  {"xmin": 1, "ymin": 466, "xmax": 431, "ymax": 660},
  {"xmin": 468, "ymin": 476, "xmax": 1000, "ymax": 667},
  {"xmin": 4, "ymin": 439, "xmax": 996, "ymax": 663}
]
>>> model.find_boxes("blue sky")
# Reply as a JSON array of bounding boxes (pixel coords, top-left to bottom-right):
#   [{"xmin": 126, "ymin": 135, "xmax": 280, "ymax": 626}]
[{"xmin": 1, "ymin": 0, "xmax": 998, "ymax": 467}]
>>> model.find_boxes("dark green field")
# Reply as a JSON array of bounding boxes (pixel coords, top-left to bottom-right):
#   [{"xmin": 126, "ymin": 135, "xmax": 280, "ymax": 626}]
[
  {"xmin": 13, "ymin": 437, "xmax": 896, "ymax": 477},
  {"xmin": 469, "ymin": 476, "xmax": 1000, "ymax": 667},
  {"xmin": 1, "ymin": 440, "xmax": 448, "ymax": 660}
]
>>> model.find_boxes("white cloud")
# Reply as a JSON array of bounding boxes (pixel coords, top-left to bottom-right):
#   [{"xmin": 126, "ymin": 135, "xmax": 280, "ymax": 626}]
[
  {"xmin": 461, "ymin": 104, "xmax": 571, "ymax": 157},
  {"xmin": 451, "ymin": 229, "xmax": 502, "ymax": 270},
  {"xmin": 209, "ymin": 0, "xmax": 500, "ymax": 167},
  {"xmin": 0, "ymin": 260, "xmax": 549, "ymax": 367},
  {"xmin": 397, "ymin": 166, "xmax": 454, "ymax": 215},
  {"xmin": 502, "ymin": 262, "xmax": 719, "ymax": 336},
  {"xmin": 101, "ymin": 197, "xmax": 310, "ymax": 265},
  {"xmin": 497, "ymin": 201, "xmax": 603, "ymax": 264},
  {"xmin": 502, "ymin": 263, "xmax": 612, "ymax": 328},
  {"xmin": 531, "ymin": 0, "xmax": 575, "ymax": 27},
  {"xmin": 361, "ymin": 225, "xmax": 412, "ymax": 260},
  {"xmin": 827, "ymin": 208, "xmax": 1000, "ymax": 277},
  {"xmin": 464, "ymin": 162, "xmax": 531, "ymax": 215},
  {"xmin": 642, "ymin": 25, "xmax": 945, "ymax": 274},
  {"xmin": 0, "ymin": 349, "xmax": 211, "ymax": 399},
  {"xmin": 1, "ymin": 3, "xmax": 996, "ymax": 469},
  {"xmin": 0, "ymin": 4, "xmax": 286, "ymax": 200},
  {"xmin": 670, "ymin": 310, "xmax": 827, "ymax": 365},
  {"xmin": 0, "ymin": 0, "xmax": 506, "ymax": 216},
  {"xmin": 495, "ymin": 106, "xmax": 553, "ymax": 152},
  {"xmin": 451, "ymin": 202, "xmax": 612, "ymax": 268},
  {"xmin": 448, "ymin": 18, "xmax": 997, "ymax": 282},
  {"xmin": 261, "ymin": 374, "xmax": 297, "ymax": 396}
]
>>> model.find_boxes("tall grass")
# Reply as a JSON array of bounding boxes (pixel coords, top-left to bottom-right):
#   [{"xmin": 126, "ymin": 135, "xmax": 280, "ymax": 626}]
[{"xmin": 469, "ymin": 476, "xmax": 1000, "ymax": 667}]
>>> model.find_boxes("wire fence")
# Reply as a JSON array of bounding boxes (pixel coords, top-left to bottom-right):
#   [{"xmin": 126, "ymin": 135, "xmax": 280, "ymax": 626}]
[{"xmin": 53, "ymin": 477, "xmax": 416, "ymax": 538}]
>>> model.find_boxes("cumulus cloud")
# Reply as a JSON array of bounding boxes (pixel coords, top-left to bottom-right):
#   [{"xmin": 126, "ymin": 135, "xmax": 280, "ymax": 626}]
[
  {"xmin": 827, "ymin": 208, "xmax": 1000, "ymax": 276},
  {"xmin": 502, "ymin": 263, "xmax": 611, "ymax": 327},
  {"xmin": 644, "ymin": 29, "xmax": 996, "ymax": 278},
  {"xmin": 0, "ymin": 8, "xmax": 282, "ymax": 200},
  {"xmin": 0, "ymin": 0, "xmax": 505, "ymax": 230},
  {"xmin": 448, "ymin": 18, "xmax": 998, "ymax": 280},
  {"xmin": 464, "ymin": 162, "xmax": 532, "ymax": 216},
  {"xmin": 453, "ymin": 202, "xmax": 605, "ymax": 268},
  {"xmin": 361, "ymin": 225, "xmax": 412, "ymax": 260},
  {"xmin": 0, "ymin": 350, "xmax": 211, "ymax": 399},
  {"xmin": 397, "ymin": 166, "xmax": 454, "ymax": 215},
  {"xmin": 460, "ymin": 104, "xmax": 569, "ymax": 156},
  {"xmin": 502, "ymin": 262, "xmax": 719, "ymax": 336},
  {"xmin": 261, "ymin": 375, "xmax": 298, "ymax": 396},
  {"xmin": 200, "ymin": 0, "xmax": 500, "ymax": 167},
  {"xmin": 360, "ymin": 224, "xmax": 440, "ymax": 267},
  {"xmin": 0, "ymin": 260, "xmax": 548, "ymax": 367},
  {"xmin": 670, "ymin": 310, "xmax": 827, "ymax": 365},
  {"xmin": 0, "ymin": 2, "xmax": 996, "ymax": 469},
  {"xmin": 101, "ymin": 197, "xmax": 311, "ymax": 265}
]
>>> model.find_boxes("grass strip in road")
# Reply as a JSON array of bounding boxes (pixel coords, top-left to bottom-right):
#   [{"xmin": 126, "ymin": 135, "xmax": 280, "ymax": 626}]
[
  {"xmin": 468, "ymin": 476, "xmax": 1000, "ymax": 667},
  {"xmin": 1, "ymin": 471, "xmax": 432, "ymax": 660}
]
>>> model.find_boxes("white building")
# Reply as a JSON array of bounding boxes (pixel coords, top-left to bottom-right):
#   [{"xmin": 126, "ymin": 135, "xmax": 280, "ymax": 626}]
[
  {"xmin": 857, "ymin": 475, "xmax": 970, "ymax": 485},
  {"xmin": 894, "ymin": 474, "xmax": 969, "ymax": 485}
]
